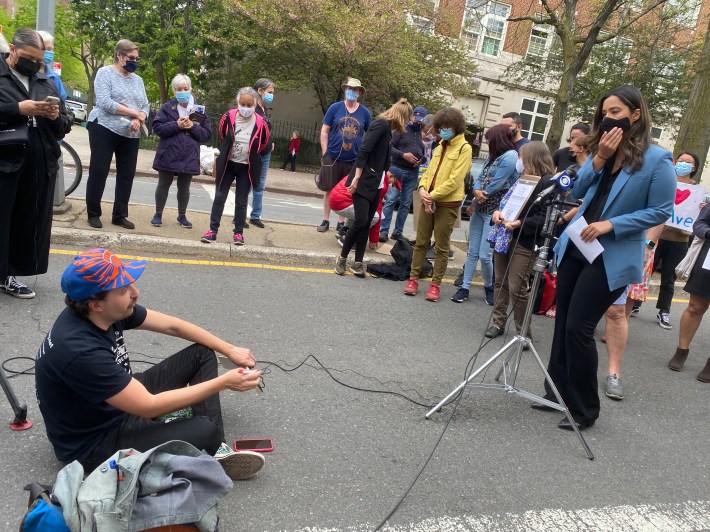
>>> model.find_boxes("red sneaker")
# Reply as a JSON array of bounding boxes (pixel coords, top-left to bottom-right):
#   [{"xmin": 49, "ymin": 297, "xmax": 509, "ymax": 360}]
[
  {"xmin": 403, "ymin": 278, "xmax": 418, "ymax": 296},
  {"xmin": 425, "ymin": 283, "xmax": 440, "ymax": 302}
]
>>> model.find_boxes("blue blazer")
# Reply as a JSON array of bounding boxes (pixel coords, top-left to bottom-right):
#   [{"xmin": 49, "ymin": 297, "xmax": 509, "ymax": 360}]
[{"xmin": 554, "ymin": 144, "xmax": 676, "ymax": 291}]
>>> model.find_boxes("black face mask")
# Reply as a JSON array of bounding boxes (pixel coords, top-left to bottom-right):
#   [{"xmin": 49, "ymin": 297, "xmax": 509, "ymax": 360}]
[
  {"xmin": 600, "ymin": 116, "xmax": 631, "ymax": 135},
  {"xmin": 14, "ymin": 55, "xmax": 42, "ymax": 77},
  {"xmin": 122, "ymin": 60, "xmax": 139, "ymax": 73}
]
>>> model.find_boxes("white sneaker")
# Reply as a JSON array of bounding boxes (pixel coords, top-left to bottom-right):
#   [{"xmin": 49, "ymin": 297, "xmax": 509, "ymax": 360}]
[{"xmin": 214, "ymin": 442, "xmax": 265, "ymax": 480}]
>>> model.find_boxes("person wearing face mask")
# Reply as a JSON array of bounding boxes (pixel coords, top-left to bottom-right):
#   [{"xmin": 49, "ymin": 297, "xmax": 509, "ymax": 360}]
[
  {"xmin": 0, "ymin": 28, "xmax": 72, "ymax": 299},
  {"xmin": 37, "ymin": 31, "xmax": 67, "ymax": 102},
  {"xmin": 85, "ymin": 39, "xmax": 150, "ymax": 231},
  {"xmin": 553, "ymin": 122, "xmax": 591, "ymax": 172},
  {"xmin": 536, "ymin": 85, "xmax": 675, "ymax": 432},
  {"xmin": 202, "ymin": 87, "xmax": 270, "ymax": 246},
  {"xmin": 316, "ymin": 77, "xmax": 372, "ymax": 233},
  {"xmin": 404, "ymin": 108, "xmax": 472, "ymax": 301},
  {"xmin": 377, "ymin": 105, "xmax": 428, "ymax": 243},
  {"xmin": 247, "ymin": 78, "xmax": 275, "ymax": 229},
  {"xmin": 451, "ymin": 124, "xmax": 519, "ymax": 306},
  {"xmin": 501, "ymin": 112, "xmax": 529, "ymax": 150},
  {"xmin": 150, "ymin": 74, "xmax": 212, "ymax": 230}
]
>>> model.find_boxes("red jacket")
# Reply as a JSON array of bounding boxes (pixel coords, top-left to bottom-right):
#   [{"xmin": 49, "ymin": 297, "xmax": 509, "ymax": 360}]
[
  {"xmin": 328, "ymin": 175, "xmax": 389, "ymax": 243},
  {"xmin": 288, "ymin": 137, "xmax": 301, "ymax": 156}
]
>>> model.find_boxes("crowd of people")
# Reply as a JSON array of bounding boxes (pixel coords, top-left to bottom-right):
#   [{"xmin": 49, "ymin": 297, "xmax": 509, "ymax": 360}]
[{"xmin": 1, "ymin": 29, "xmax": 709, "ymax": 487}]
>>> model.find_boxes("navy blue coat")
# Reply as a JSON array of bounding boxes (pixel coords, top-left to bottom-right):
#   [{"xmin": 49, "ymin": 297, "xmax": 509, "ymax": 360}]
[{"xmin": 151, "ymin": 99, "xmax": 212, "ymax": 175}]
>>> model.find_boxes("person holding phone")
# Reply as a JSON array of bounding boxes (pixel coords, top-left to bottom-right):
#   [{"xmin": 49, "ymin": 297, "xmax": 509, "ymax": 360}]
[
  {"xmin": 150, "ymin": 74, "xmax": 212, "ymax": 229},
  {"xmin": 0, "ymin": 28, "xmax": 72, "ymax": 299},
  {"xmin": 35, "ymin": 248, "xmax": 267, "ymax": 479},
  {"xmin": 85, "ymin": 39, "xmax": 150, "ymax": 230},
  {"xmin": 540, "ymin": 86, "xmax": 675, "ymax": 431}
]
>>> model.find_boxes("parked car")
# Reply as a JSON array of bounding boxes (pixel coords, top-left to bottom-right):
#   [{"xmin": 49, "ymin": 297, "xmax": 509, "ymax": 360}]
[
  {"xmin": 65, "ymin": 100, "xmax": 87, "ymax": 123},
  {"xmin": 461, "ymin": 158, "xmax": 487, "ymax": 220}
]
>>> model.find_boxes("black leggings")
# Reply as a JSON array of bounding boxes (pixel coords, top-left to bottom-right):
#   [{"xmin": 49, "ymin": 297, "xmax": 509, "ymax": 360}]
[
  {"xmin": 340, "ymin": 191, "xmax": 379, "ymax": 262},
  {"xmin": 544, "ymin": 247, "xmax": 625, "ymax": 422},
  {"xmin": 85, "ymin": 121, "xmax": 140, "ymax": 221},
  {"xmin": 155, "ymin": 171, "xmax": 192, "ymax": 215},
  {"xmin": 209, "ymin": 161, "xmax": 251, "ymax": 234},
  {"xmin": 653, "ymin": 238, "xmax": 691, "ymax": 312},
  {"xmin": 82, "ymin": 344, "xmax": 224, "ymax": 471}
]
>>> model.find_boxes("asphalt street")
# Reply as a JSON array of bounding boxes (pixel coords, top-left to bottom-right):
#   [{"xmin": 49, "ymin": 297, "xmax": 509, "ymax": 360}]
[{"xmin": 0, "ymin": 250, "xmax": 708, "ymax": 530}]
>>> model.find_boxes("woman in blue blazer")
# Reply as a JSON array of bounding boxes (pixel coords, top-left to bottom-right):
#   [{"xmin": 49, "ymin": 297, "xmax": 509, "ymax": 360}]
[{"xmin": 539, "ymin": 86, "xmax": 676, "ymax": 430}]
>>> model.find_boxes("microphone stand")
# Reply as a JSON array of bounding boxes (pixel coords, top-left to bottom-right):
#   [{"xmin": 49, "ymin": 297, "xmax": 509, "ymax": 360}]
[
  {"xmin": 0, "ymin": 364, "xmax": 32, "ymax": 431},
  {"xmin": 425, "ymin": 192, "xmax": 594, "ymax": 460}
]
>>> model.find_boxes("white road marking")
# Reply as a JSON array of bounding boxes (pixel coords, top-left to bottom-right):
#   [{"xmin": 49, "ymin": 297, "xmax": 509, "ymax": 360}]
[
  {"xmin": 286, "ymin": 500, "xmax": 710, "ymax": 532},
  {"xmin": 201, "ymin": 183, "xmax": 248, "ymax": 218}
]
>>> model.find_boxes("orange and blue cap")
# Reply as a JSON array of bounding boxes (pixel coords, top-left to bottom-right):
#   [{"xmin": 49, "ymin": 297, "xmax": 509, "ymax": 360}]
[{"xmin": 61, "ymin": 248, "xmax": 146, "ymax": 301}]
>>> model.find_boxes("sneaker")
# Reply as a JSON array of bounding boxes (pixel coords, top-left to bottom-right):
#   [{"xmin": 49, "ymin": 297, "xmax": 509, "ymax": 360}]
[
  {"xmin": 335, "ymin": 256, "xmax": 346, "ymax": 275},
  {"xmin": 630, "ymin": 305, "xmax": 640, "ymax": 316},
  {"xmin": 350, "ymin": 261, "xmax": 366, "ymax": 277},
  {"xmin": 453, "ymin": 271, "xmax": 464, "ymax": 287},
  {"xmin": 337, "ymin": 235, "xmax": 345, "ymax": 247},
  {"xmin": 233, "ymin": 233, "xmax": 244, "ymax": 245},
  {"xmin": 0, "ymin": 276, "xmax": 35, "ymax": 299},
  {"xmin": 484, "ymin": 285, "xmax": 494, "ymax": 306},
  {"xmin": 201, "ymin": 230, "xmax": 217, "ymax": 243},
  {"xmin": 317, "ymin": 220, "xmax": 330, "ymax": 232},
  {"xmin": 243, "ymin": 220, "xmax": 250, "ymax": 229},
  {"xmin": 657, "ymin": 310, "xmax": 672, "ymax": 330},
  {"xmin": 379, "ymin": 232, "xmax": 389, "ymax": 243},
  {"xmin": 336, "ymin": 221, "xmax": 345, "ymax": 233},
  {"xmin": 451, "ymin": 288, "xmax": 469, "ymax": 303},
  {"xmin": 214, "ymin": 442, "xmax": 265, "ymax": 481},
  {"xmin": 150, "ymin": 213, "xmax": 162, "ymax": 227},
  {"xmin": 605, "ymin": 374, "xmax": 624, "ymax": 400},
  {"xmin": 403, "ymin": 278, "xmax": 418, "ymax": 296},
  {"xmin": 176, "ymin": 215, "xmax": 192, "ymax": 229},
  {"xmin": 250, "ymin": 218, "xmax": 265, "ymax": 228},
  {"xmin": 425, "ymin": 283, "xmax": 440, "ymax": 302},
  {"xmin": 391, "ymin": 232, "xmax": 403, "ymax": 241}
]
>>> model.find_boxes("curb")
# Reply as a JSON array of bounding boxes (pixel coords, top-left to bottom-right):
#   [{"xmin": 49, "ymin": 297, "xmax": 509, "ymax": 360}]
[{"xmin": 51, "ymin": 227, "xmax": 466, "ymax": 276}]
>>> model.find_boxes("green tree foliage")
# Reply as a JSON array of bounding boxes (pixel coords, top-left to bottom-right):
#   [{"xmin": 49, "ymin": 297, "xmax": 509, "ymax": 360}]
[
  {"xmin": 504, "ymin": 0, "xmax": 670, "ymax": 152},
  {"xmin": 227, "ymin": 0, "xmax": 478, "ymax": 114}
]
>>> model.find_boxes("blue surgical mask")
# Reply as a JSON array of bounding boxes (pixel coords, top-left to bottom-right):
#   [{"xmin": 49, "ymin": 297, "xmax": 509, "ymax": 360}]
[
  {"xmin": 238, "ymin": 106, "xmax": 255, "ymax": 118},
  {"xmin": 43, "ymin": 50, "xmax": 54, "ymax": 67},
  {"xmin": 439, "ymin": 128, "xmax": 454, "ymax": 141},
  {"xmin": 345, "ymin": 89, "xmax": 359, "ymax": 102},
  {"xmin": 175, "ymin": 91, "xmax": 191, "ymax": 104},
  {"xmin": 262, "ymin": 92, "xmax": 274, "ymax": 104},
  {"xmin": 675, "ymin": 161, "xmax": 693, "ymax": 177}
]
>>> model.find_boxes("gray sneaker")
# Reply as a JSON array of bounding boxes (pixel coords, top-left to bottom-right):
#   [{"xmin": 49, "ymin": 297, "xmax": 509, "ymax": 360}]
[
  {"xmin": 335, "ymin": 256, "xmax": 346, "ymax": 275},
  {"xmin": 350, "ymin": 261, "xmax": 366, "ymax": 277},
  {"xmin": 605, "ymin": 374, "xmax": 624, "ymax": 400}
]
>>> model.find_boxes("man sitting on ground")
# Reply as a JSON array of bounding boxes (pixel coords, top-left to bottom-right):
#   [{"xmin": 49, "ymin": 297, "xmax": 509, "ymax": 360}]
[{"xmin": 35, "ymin": 248, "xmax": 265, "ymax": 480}]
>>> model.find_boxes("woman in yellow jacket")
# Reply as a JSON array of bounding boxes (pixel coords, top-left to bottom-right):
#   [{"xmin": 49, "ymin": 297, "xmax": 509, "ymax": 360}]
[{"xmin": 404, "ymin": 108, "xmax": 472, "ymax": 301}]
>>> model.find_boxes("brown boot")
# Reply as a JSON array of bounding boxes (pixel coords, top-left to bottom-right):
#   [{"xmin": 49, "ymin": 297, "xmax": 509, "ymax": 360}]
[
  {"xmin": 697, "ymin": 358, "xmax": 710, "ymax": 383},
  {"xmin": 668, "ymin": 347, "xmax": 689, "ymax": 371}
]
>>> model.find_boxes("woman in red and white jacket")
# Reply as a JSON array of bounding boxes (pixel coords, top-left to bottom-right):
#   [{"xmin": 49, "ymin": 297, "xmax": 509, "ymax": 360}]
[
  {"xmin": 280, "ymin": 130, "xmax": 301, "ymax": 172},
  {"xmin": 329, "ymin": 174, "xmax": 389, "ymax": 249},
  {"xmin": 201, "ymin": 87, "xmax": 270, "ymax": 246}
]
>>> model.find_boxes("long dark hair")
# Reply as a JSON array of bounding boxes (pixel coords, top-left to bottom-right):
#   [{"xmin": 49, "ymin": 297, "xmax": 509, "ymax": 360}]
[
  {"xmin": 485, "ymin": 124, "xmax": 517, "ymax": 163},
  {"xmin": 586, "ymin": 85, "xmax": 651, "ymax": 173}
]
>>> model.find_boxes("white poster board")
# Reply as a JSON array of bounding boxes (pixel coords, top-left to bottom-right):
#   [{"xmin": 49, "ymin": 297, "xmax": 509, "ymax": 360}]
[
  {"xmin": 500, "ymin": 175, "xmax": 541, "ymax": 222},
  {"xmin": 666, "ymin": 183, "xmax": 706, "ymax": 231}
]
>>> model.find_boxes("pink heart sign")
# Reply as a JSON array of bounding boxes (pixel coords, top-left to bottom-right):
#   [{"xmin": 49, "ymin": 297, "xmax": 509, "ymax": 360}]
[{"xmin": 675, "ymin": 189, "xmax": 691, "ymax": 205}]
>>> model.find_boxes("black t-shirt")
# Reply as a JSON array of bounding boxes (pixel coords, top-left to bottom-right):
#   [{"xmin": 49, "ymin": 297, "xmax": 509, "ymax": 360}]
[
  {"xmin": 584, "ymin": 166, "xmax": 621, "ymax": 225},
  {"xmin": 35, "ymin": 305, "xmax": 147, "ymax": 463},
  {"xmin": 553, "ymin": 147, "xmax": 577, "ymax": 172}
]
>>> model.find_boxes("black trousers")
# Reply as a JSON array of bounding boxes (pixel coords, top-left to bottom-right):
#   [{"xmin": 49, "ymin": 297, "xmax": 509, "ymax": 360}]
[
  {"xmin": 209, "ymin": 161, "xmax": 250, "ymax": 234},
  {"xmin": 85, "ymin": 121, "xmax": 140, "ymax": 220},
  {"xmin": 82, "ymin": 344, "xmax": 224, "ymax": 471},
  {"xmin": 280, "ymin": 154, "xmax": 297, "ymax": 172},
  {"xmin": 340, "ymin": 191, "xmax": 379, "ymax": 262},
  {"xmin": 653, "ymin": 238, "xmax": 691, "ymax": 312},
  {"xmin": 544, "ymin": 247, "xmax": 625, "ymax": 422},
  {"xmin": 155, "ymin": 171, "xmax": 192, "ymax": 215}
]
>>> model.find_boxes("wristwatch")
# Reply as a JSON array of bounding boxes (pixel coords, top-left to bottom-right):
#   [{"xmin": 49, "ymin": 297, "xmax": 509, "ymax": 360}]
[{"xmin": 646, "ymin": 239, "xmax": 656, "ymax": 250}]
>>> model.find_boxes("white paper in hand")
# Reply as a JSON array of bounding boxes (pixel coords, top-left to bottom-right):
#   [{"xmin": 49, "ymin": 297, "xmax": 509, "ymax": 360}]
[{"xmin": 566, "ymin": 216, "xmax": 604, "ymax": 264}]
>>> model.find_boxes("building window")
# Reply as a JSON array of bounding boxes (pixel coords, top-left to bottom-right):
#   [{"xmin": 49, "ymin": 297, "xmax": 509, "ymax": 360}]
[
  {"xmin": 526, "ymin": 24, "xmax": 554, "ymax": 59},
  {"xmin": 408, "ymin": 14, "xmax": 434, "ymax": 35},
  {"xmin": 461, "ymin": 1, "xmax": 511, "ymax": 57},
  {"xmin": 665, "ymin": 0, "xmax": 701, "ymax": 27},
  {"xmin": 519, "ymin": 98, "xmax": 551, "ymax": 141},
  {"xmin": 651, "ymin": 126, "xmax": 663, "ymax": 142}
]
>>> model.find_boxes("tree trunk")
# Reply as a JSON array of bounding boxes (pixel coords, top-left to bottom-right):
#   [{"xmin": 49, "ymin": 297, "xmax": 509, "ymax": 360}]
[
  {"xmin": 156, "ymin": 60, "xmax": 168, "ymax": 104},
  {"xmin": 546, "ymin": 46, "xmax": 579, "ymax": 153},
  {"xmin": 674, "ymin": 16, "xmax": 710, "ymax": 176}
]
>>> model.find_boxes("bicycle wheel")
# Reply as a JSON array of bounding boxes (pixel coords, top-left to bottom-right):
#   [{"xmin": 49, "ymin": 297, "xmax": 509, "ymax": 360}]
[{"xmin": 61, "ymin": 141, "xmax": 83, "ymax": 196}]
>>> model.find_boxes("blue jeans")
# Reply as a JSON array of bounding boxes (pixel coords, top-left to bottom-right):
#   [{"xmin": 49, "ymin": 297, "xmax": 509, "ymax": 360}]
[
  {"xmin": 462, "ymin": 211, "xmax": 493, "ymax": 289},
  {"xmin": 250, "ymin": 151, "xmax": 271, "ymax": 220},
  {"xmin": 379, "ymin": 165, "xmax": 419, "ymax": 236}
]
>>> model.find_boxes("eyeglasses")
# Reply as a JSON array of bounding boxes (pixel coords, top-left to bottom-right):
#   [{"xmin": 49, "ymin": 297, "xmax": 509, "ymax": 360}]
[{"xmin": 124, "ymin": 55, "xmax": 140, "ymax": 62}]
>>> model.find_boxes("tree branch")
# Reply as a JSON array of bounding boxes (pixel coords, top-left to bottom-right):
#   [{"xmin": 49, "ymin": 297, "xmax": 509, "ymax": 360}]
[{"xmin": 508, "ymin": 14, "xmax": 555, "ymax": 25}]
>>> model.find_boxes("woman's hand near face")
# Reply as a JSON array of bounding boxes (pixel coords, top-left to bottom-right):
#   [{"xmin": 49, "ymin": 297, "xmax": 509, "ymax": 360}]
[{"xmin": 597, "ymin": 128, "xmax": 623, "ymax": 161}]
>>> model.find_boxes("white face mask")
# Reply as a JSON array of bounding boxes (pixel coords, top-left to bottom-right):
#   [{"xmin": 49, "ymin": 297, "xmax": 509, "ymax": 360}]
[
  {"xmin": 238, "ymin": 106, "xmax": 255, "ymax": 118},
  {"xmin": 515, "ymin": 159, "xmax": 524, "ymax": 174}
]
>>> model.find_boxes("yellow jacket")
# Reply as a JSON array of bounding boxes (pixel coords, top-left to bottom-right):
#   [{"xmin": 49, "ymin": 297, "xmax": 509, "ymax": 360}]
[{"xmin": 418, "ymin": 133, "xmax": 472, "ymax": 204}]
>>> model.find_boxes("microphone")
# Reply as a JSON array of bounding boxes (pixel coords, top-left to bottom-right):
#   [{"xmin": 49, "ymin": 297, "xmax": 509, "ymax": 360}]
[{"xmin": 533, "ymin": 167, "xmax": 578, "ymax": 204}]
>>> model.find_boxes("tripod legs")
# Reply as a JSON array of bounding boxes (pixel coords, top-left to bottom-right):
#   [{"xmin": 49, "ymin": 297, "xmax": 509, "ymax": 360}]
[{"xmin": 0, "ymin": 366, "xmax": 32, "ymax": 431}]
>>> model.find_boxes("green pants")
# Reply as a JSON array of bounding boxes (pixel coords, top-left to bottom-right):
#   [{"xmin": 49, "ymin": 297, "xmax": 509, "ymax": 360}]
[{"xmin": 410, "ymin": 203, "xmax": 459, "ymax": 285}]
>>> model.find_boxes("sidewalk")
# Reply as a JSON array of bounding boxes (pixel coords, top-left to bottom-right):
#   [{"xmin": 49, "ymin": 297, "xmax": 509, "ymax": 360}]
[{"xmin": 56, "ymin": 126, "xmax": 469, "ymax": 276}]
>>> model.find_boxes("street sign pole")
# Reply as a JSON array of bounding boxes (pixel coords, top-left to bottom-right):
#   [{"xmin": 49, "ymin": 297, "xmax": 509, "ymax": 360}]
[{"xmin": 36, "ymin": 0, "xmax": 56, "ymax": 34}]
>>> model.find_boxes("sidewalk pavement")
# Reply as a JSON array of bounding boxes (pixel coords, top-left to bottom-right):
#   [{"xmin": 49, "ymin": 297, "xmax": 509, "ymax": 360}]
[{"xmin": 55, "ymin": 127, "xmax": 469, "ymax": 276}]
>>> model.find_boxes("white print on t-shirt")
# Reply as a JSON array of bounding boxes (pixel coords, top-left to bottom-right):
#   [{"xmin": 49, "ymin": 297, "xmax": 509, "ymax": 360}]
[{"xmin": 113, "ymin": 330, "xmax": 132, "ymax": 374}]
